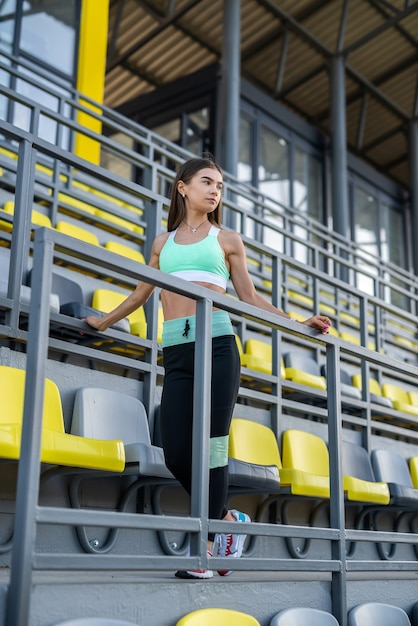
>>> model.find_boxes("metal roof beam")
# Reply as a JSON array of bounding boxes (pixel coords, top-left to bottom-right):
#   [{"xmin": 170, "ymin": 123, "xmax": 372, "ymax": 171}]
[
  {"xmin": 257, "ymin": 0, "xmax": 411, "ymax": 122},
  {"xmin": 361, "ymin": 124, "xmax": 405, "ymax": 153},
  {"xmin": 106, "ymin": 0, "xmax": 204, "ymax": 73},
  {"xmin": 256, "ymin": 0, "xmax": 331, "ymax": 57},
  {"xmin": 346, "ymin": 65, "xmax": 409, "ymax": 120},
  {"xmin": 367, "ymin": 0, "xmax": 418, "ymax": 50},
  {"xmin": 276, "ymin": 63, "xmax": 327, "ymax": 99},
  {"xmin": 343, "ymin": 1, "xmax": 418, "ymax": 55},
  {"xmin": 241, "ymin": 0, "xmax": 329, "ymax": 61},
  {"xmin": 356, "ymin": 92, "xmax": 369, "ymax": 151},
  {"xmin": 119, "ymin": 59, "xmax": 159, "ymax": 87},
  {"xmin": 384, "ymin": 153, "xmax": 408, "ymax": 169},
  {"xmin": 314, "ymin": 53, "xmax": 417, "ymax": 123},
  {"xmin": 107, "ymin": 0, "xmax": 126, "ymax": 67},
  {"xmin": 274, "ymin": 29, "xmax": 290, "ymax": 95}
]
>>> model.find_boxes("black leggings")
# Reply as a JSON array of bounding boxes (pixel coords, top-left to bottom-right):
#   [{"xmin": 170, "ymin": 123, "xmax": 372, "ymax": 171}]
[{"xmin": 160, "ymin": 335, "xmax": 240, "ymax": 529}]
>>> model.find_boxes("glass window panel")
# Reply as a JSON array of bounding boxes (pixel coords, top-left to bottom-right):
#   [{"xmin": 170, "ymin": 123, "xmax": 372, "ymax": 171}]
[
  {"xmin": 20, "ymin": 0, "xmax": 78, "ymax": 76},
  {"xmin": 152, "ymin": 118, "xmax": 181, "ymax": 145},
  {"xmin": 0, "ymin": 0, "xmax": 16, "ymax": 120},
  {"xmin": 0, "ymin": 0, "xmax": 16, "ymax": 53},
  {"xmin": 294, "ymin": 146, "xmax": 322, "ymax": 220},
  {"xmin": 13, "ymin": 65, "xmax": 71, "ymax": 149},
  {"xmin": 262, "ymin": 202, "xmax": 285, "ymax": 253},
  {"xmin": 100, "ymin": 132, "xmax": 135, "ymax": 181},
  {"xmin": 381, "ymin": 203, "xmax": 406, "ymax": 307},
  {"xmin": 258, "ymin": 125, "xmax": 289, "ymax": 207},
  {"xmin": 354, "ymin": 187, "xmax": 379, "ymax": 257},
  {"xmin": 353, "ymin": 186, "xmax": 378, "ymax": 293},
  {"xmin": 183, "ymin": 108, "xmax": 209, "ymax": 155},
  {"xmin": 237, "ymin": 115, "xmax": 256, "ymax": 238},
  {"xmin": 381, "ymin": 203, "xmax": 405, "ymax": 268},
  {"xmin": 238, "ymin": 115, "xmax": 252, "ymax": 185}
]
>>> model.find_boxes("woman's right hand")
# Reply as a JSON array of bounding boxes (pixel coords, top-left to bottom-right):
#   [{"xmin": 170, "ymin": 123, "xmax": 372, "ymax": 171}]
[{"xmin": 84, "ymin": 315, "xmax": 107, "ymax": 332}]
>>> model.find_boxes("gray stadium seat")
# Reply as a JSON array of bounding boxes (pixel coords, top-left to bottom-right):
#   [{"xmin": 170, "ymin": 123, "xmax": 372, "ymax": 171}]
[
  {"xmin": 269, "ymin": 607, "xmax": 339, "ymax": 625},
  {"xmin": 0, "ymin": 247, "xmax": 59, "ymax": 313},
  {"xmin": 71, "ymin": 387, "xmax": 173, "ymax": 478},
  {"xmin": 55, "ymin": 617, "xmax": 136, "ymax": 626},
  {"xmin": 348, "ymin": 602, "xmax": 411, "ymax": 625},
  {"xmin": 371, "ymin": 448, "xmax": 418, "ymax": 507}
]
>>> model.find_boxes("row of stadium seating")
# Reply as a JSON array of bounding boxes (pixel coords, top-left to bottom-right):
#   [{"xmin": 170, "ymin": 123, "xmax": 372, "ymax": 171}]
[
  {"xmin": 2, "ymin": 364, "xmax": 418, "ymax": 560},
  {"xmin": 2, "ymin": 239, "xmax": 416, "ymax": 429},
  {"xmin": 175, "ymin": 603, "xmax": 416, "ymax": 626},
  {"xmin": 237, "ymin": 337, "xmax": 418, "ymax": 418},
  {"xmin": 31, "ymin": 599, "xmax": 418, "ymax": 625}
]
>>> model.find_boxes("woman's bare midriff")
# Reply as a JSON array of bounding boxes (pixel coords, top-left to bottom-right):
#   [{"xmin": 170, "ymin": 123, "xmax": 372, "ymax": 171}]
[{"xmin": 160, "ymin": 283, "xmax": 226, "ymax": 320}]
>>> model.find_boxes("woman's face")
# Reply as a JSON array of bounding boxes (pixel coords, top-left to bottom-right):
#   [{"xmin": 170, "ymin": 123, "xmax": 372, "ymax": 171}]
[{"xmin": 179, "ymin": 167, "xmax": 223, "ymax": 212}]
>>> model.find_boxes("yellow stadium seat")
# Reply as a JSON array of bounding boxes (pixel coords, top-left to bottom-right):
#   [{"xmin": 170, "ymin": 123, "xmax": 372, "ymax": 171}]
[
  {"xmin": 339, "ymin": 331, "xmax": 375, "ymax": 351},
  {"xmin": 409, "ymin": 457, "xmax": 418, "ymax": 488},
  {"xmin": 92, "ymin": 289, "xmax": 147, "ymax": 337},
  {"xmin": 0, "ymin": 201, "xmax": 52, "ymax": 232},
  {"xmin": 283, "ymin": 352, "xmax": 327, "ymax": 391},
  {"xmin": 408, "ymin": 391, "xmax": 418, "ymax": 407},
  {"xmin": 281, "ymin": 430, "xmax": 389, "ymax": 504},
  {"xmin": 229, "ymin": 417, "xmax": 282, "ymax": 473},
  {"xmin": 57, "ymin": 192, "xmax": 97, "ymax": 216},
  {"xmin": 95, "ymin": 209, "xmax": 144, "ymax": 235},
  {"xmin": 56, "ymin": 221, "xmax": 100, "ymax": 246},
  {"xmin": 381, "ymin": 383, "xmax": 418, "ymax": 416},
  {"xmin": 340, "ymin": 311, "xmax": 359, "ymax": 326},
  {"xmin": 234, "ymin": 334, "xmax": 244, "ymax": 356},
  {"xmin": 0, "ymin": 365, "xmax": 125, "ymax": 472},
  {"xmin": 240, "ymin": 338, "xmax": 285, "ymax": 378},
  {"xmin": 320, "ymin": 303, "xmax": 336, "ymax": 315},
  {"xmin": 287, "ymin": 310, "xmax": 305, "ymax": 322},
  {"xmin": 158, "ymin": 306, "xmax": 164, "ymax": 344},
  {"xmin": 88, "ymin": 187, "xmax": 125, "ymax": 206},
  {"xmin": 176, "ymin": 608, "xmax": 261, "ymax": 626},
  {"xmin": 104, "ymin": 240, "xmax": 145, "ymax": 264},
  {"xmin": 393, "ymin": 335, "xmax": 418, "ymax": 351},
  {"xmin": 240, "ymin": 338, "xmax": 271, "ymax": 375},
  {"xmin": 327, "ymin": 325, "xmax": 339, "ymax": 337},
  {"xmin": 228, "ymin": 418, "xmax": 282, "ymax": 493},
  {"xmin": 342, "ymin": 441, "xmax": 390, "ymax": 504},
  {"xmin": 288, "ymin": 290, "xmax": 313, "ymax": 308},
  {"xmin": 351, "ymin": 374, "xmax": 393, "ymax": 408},
  {"xmin": 280, "ymin": 430, "xmax": 330, "ymax": 498}
]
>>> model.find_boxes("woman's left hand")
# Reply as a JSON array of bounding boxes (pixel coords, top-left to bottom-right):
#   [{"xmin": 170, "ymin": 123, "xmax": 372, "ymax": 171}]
[{"xmin": 301, "ymin": 315, "xmax": 332, "ymax": 334}]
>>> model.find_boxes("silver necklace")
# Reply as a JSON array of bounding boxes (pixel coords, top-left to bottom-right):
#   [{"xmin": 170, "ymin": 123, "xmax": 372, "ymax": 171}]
[{"xmin": 183, "ymin": 219, "xmax": 208, "ymax": 234}]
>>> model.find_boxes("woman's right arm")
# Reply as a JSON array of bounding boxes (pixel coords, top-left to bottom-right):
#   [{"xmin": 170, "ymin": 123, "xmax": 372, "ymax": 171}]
[{"xmin": 84, "ymin": 234, "xmax": 165, "ymax": 332}]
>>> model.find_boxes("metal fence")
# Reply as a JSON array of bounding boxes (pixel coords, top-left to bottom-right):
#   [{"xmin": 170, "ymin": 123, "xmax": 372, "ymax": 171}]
[{"xmin": 0, "ymin": 59, "xmax": 418, "ymax": 626}]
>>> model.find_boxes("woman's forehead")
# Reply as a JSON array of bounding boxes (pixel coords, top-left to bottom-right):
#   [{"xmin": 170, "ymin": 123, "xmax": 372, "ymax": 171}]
[{"xmin": 195, "ymin": 167, "xmax": 223, "ymax": 183}]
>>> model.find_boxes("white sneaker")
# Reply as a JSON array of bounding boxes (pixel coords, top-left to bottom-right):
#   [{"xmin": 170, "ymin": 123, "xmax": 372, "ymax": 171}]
[
  {"xmin": 174, "ymin": 550, "xmax": 213, "ymax": 579},
  {"xmin": 213, "ymin": 509, "xmax": 251, "ymax": 576}
]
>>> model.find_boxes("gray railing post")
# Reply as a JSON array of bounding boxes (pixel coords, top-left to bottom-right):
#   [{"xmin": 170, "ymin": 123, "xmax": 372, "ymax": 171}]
[
  {"xmin": 7, "ymin": 139, "xmax": 36, "ymax": 330},
  {"xmin": 189, "ymin": 297, "xmax": 213, "ymax": 563},
  {"xmin": 6, "ymin": 227, "xmax": 54, "ymax": 626},
  {"xmin": 326, "ymin": 342, "xmax": 347, "ymax": 626}
]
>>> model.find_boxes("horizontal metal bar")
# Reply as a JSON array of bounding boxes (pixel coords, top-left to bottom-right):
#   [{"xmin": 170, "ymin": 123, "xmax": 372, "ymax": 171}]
[
  {"xmin": 36, "ymin": 506, "xmax": 200, "ymax": 532},
  {"xmin": 33, "ymin": 553, "xmax": 341, "ymax": 572}
]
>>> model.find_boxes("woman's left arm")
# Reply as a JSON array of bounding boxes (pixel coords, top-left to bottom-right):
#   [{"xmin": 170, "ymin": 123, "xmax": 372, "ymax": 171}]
[{"xmin": 223, "ymin": 231, "xmax": 331, "ymax": 334}]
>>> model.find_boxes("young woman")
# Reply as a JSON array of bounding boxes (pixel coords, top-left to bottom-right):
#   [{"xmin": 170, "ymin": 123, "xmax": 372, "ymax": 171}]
[{"xmin": 84, "ymin": 157, "xmax": 331, "ymax": 579}]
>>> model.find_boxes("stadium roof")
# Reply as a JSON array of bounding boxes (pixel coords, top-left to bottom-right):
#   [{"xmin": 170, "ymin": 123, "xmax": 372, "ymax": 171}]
[{"xmin": 105, "ymin": 0, "xmax": 418, "ymax": 187}]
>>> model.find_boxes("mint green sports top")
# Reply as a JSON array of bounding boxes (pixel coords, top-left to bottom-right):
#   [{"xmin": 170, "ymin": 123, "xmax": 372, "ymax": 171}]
[{"xmin": 159, "ymin": 225, "xmax": 230, "ymax": 289}]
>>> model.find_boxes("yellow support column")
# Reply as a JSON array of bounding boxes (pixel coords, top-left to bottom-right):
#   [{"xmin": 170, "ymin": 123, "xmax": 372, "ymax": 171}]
[{"xmin": 75, "ymin": 0, "xmax": 109, "ymax": 164}]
